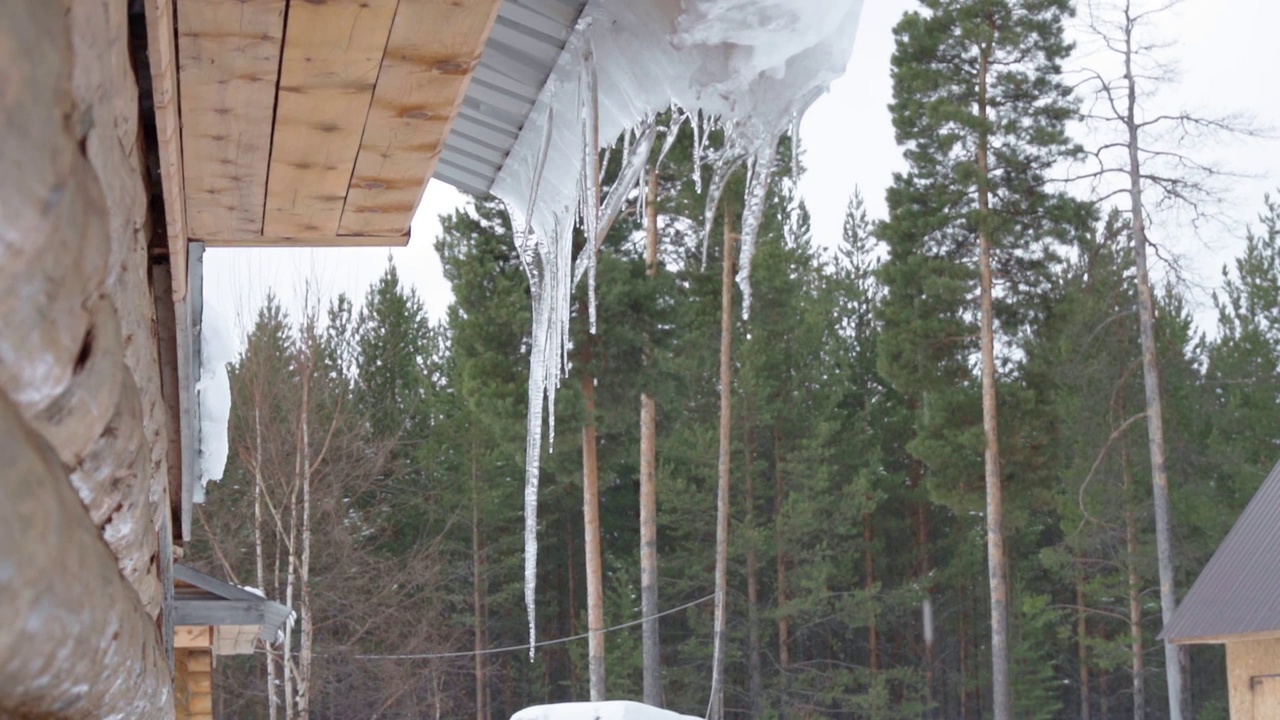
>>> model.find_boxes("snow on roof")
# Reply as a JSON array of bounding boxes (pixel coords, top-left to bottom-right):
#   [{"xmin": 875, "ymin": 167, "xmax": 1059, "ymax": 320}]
[{"xmin": 511, "ymin": 700, "xmax": 703, "ymax": 720}]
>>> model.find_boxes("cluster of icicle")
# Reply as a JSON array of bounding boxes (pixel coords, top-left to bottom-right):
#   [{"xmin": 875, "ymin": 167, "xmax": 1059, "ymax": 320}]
[{"xmin": 490, "ymin": 0, "xmax": 866, "ymax": 655}]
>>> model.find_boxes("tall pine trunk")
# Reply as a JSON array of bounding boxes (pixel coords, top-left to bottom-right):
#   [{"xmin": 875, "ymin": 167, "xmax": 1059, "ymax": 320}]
[
  {"xmin": 976, "ymin": 40, "xmax": 1011, "ymax": 720},
  {"xmin": 1124, "ymin": 450, "xmax": 1146, "ymax": 720},
  {"xmin": 639, "ymin": 166, "xmax": 662, "ymax": 706},
  {"xmin": 744, "ymin": 417, "xmax": 763, "ymax": 717},
  {"xmin": 580, "ymin": 317, "xmax": 606, "ymax": 701},
  {"xmin": 1121, "ymin": 13, "xmax": 1183, "ymax": 717},
  {"xmin": 774, "ymin": 426, "xmax": 791, "ymax": 720},
  {"xmin": 471, "ymin": 439, "xmax": 489, "ymax": 720},
  {"xmin": 865, "ymin": 511, "xmax": 878, "ymax": 674},
  {"xmin": 708, "ymin": 203, "xmax": 735, "ymax": 720},
  {"xmin": 1077, "ymin": 570, "xmax": 1091, "ymax": 720}
]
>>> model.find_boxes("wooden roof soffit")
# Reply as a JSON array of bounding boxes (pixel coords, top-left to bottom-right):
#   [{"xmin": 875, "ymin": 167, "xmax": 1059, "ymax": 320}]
[
  {"xmin": 140, "ymin": 0, "xmax": 188, "ymax": 300},
  {"xmin": 171, "ymin": 0, "xmax": 502, "ymax": 248}
]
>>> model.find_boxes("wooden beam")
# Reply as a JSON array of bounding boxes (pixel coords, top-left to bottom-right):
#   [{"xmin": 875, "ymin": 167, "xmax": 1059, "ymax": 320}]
[
  {"xmin": 174, "ymin": 599, "xmax": 268, "ymax": 627},
  {"xmin": 338, "ymin": 0, "xmax": 503, "ymax": 236},
  {"xmin": 263, "ymin": 0, "xmax": 399, "ymax": 236},
  {"xmin": 198, "ymin": 234, "xmax": 409, "ymax": 248},
  {"xmin": 177, "ymin": 0, "xmax": 286, "ymax": 240},
  {"xmin": 175, "ymin": 625, "xmax": 213, "ymax": 648},
  {"xmin": 141, "ymin": 0, "xmax": 189, "ymax": 300}
]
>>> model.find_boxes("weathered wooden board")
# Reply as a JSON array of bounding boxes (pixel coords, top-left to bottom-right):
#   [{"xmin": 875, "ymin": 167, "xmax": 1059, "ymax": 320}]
[
  {"xmin": 141, "ymin": 0, "xmax": 188, "ymax": 299},
  {"xmin": 263, "ymin": 0, "xmax": 399, "ymax": 236},
  {"xmin": 201, "ymin": 233, "xmax": 409, "ymax": 248},
  {"xmin": 338, "ymin": 0, "xmax": 503, "ymax": 236},
  {"xmin": 175, "ymin": 625, "xmax": 214, "ymax": 648},
  {"xmin": 177, "ymin": 0, "xmax": 286, "ymax": 239}
]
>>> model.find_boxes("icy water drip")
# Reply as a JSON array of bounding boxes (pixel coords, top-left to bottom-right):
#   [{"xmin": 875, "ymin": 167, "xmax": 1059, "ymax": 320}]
[{"xmin": 493, "ymin": 0, "xmax": 865, "ymax": 652}]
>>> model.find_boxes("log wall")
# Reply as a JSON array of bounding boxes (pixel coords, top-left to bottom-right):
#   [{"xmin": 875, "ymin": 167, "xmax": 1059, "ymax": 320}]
[{"xmin": 0, "ymin": 0, "xmax": 177, "ymax": 715}]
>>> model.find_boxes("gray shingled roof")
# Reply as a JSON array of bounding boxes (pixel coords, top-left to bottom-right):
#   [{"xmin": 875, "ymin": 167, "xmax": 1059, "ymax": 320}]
[
  {"xmin": 1161, "ymin": 459, "xmax": 1280, "ymax": 643},
  {"xmin": 435, "ymin": 0, "xmax": 589, "ymax": 196}
]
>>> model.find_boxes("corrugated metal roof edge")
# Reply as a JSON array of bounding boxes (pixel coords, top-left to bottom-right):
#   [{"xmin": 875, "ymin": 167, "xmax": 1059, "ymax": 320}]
[{"xmin": 1160, "ymin": 458, "xmax": 1280, "ymax": 643}]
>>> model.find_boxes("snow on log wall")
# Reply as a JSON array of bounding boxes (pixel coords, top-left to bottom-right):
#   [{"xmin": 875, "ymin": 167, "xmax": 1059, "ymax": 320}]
[{"xmin": 0, "ymin": 2, "xmax": 175, "ymax": 714}]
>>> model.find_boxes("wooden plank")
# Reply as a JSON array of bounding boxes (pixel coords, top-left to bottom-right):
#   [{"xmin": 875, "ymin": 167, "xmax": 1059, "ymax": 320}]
[
  {"xmin": 263, "ymin": 0, "xmax": 399, "ymax": 236},
  {"xmin": 177, "ymin": 0, "xmax": 286, "ymax": 240},
  {"xmin": 188, "ymin": 672, "xmax": 212, "ymax": 694},
  {"xmin": 338, "ymin": 0, "xmax": 503, "ymax": 236},
  {"xmin": 199, "ymin": 234, "xmax": 409, "ymax": 248},
  {"xmin": 174, "ymin": 625, "xmax": 213, "ymax": 648},
  {"xmin": 174, "ymin": 599, "xmax": 266, "ymax": 627},
  {"xmin": 140, "ymin": 0, "xmax": 188, "ymax": 300},
  {"xmin": 185, "ymin": 649, "xmax": 213, "ymax": 674}
]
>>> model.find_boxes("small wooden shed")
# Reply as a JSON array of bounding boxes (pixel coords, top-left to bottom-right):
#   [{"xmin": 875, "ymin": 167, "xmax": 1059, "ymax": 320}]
[
  {"xmin": 171, "ymin": 564, "xmax": 291, "ymax": 720},
  {"xmin": 1161, "ymin": 460, "xmax": 1280, "ymax": 719}
]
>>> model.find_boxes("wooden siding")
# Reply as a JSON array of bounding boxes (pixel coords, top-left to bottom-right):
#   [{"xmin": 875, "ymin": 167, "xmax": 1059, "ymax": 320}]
[
  {"xmin": 177, "ymin": 0, "xmax": 286, "ymax": 239},
  {"xmin": 263, "ymin": 0, "xmax": 398, "ymax": 236},
  {"xmin": 174, "ymin": 0, "xmax": 502, "ymax": 246},
  {"xmin": 339, "ymin": 0, "xmax": 504, "ymax": 235},
  {"xmin": 1227, "ymin": 638, "xmax": 1280, "ymax": 720}
]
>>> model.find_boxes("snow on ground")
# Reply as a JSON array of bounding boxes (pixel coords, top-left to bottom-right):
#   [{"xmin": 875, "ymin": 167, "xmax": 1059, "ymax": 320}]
[
  {"xmin": 492, "ymin": 0, "xmax": 866, "ymax": 650},
  {"xmin": 511, "ymin": 700, "xmax": 703, "ymax": 720}
]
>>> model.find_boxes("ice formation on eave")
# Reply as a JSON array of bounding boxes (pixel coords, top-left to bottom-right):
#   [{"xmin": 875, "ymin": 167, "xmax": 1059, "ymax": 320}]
[
  {"xmin": 489, "ymin": 0, "xmax": 865, "ymax": 651},
  {"xmin": 194, "ymin": 300, "xmax": 234, "ymax": 502}
]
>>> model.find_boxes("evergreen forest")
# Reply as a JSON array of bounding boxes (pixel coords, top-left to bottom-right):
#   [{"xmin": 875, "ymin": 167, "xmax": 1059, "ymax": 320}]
[{"xmin": 190, "ymin": 1, "xmax": 1280, "ymax": 717}]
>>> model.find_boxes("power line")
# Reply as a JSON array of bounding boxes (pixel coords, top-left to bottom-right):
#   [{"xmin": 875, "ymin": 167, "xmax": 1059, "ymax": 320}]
[{"xmin": 348, "ymin": 593, "xmax": 716, "ymax": 661}]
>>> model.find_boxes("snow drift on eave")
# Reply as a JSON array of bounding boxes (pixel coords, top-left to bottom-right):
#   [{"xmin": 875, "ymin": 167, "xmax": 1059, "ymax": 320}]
[{"xmin": 489, "ymin": 0, "xmax": 865, "ymax": 651}]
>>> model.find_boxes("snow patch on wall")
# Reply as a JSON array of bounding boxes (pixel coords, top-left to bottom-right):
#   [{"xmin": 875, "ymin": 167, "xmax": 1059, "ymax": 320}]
[{"xmin": 194, "ymin": 300, "xmax": 234, "ymax": 502}]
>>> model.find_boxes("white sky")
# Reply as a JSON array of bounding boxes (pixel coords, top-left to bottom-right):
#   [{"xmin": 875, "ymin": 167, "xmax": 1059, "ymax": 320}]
[{"xmin": 206, "ymin": 0, "xmax": 1279, "ymax": 341}]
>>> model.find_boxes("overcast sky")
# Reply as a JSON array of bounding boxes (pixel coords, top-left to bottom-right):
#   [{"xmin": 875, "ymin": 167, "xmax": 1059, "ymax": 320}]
[{"xmin": 206, "ymin": 0, "xmax": 1279, "ymax": 344}]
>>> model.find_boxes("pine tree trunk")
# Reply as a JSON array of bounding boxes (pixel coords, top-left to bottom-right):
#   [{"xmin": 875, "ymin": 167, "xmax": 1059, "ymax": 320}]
[
  {"xmin": 472, "ymin": 440, "xmax": 489, "ymax": 720},
  {"xmin": 976, "ymin": 41, "xmax": 1011, "ymax": 720},
  {"xmin": 913, "ymin": 459, "xmax": 935, "ymax": 711},
  {"xmin": 865, "ymin": 511, "xmax": 879, "ymax": 674},
  {"xmin": 640, "ymin": 166, "xmax": 663, "ymax": 707},
  {"xmin": 1077, "ymin": 570, "xmax": 1091, "ymax": 720},
  {"xmin": 1121, "ymin": 15, "xmax": 1182, "ymax": 718},
  {"xmin": 774, "ymin": 427, "xmax": 791, "ymax": 717},
  {"xmin": 744, "ymin": 418, "xmax": 763, "ymax": 718},
  {"xmin": 709, "ymin": 203, "xmax": 735, "ymax": 720},
  {"xmin": 960, "ymin": 594, "xmax": 969, "ymax": 720},
  {"xmin": 1124, "ymin": 452, "xmax": 1146, "ymax": 720},
  {"xmin": 581, "ymin": 325, "xmax": 607, "ymax": 702}
]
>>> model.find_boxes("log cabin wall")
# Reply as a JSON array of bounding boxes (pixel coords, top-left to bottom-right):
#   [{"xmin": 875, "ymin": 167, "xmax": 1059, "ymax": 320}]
[{"xmin": 0, "ymin": 0, "xmax": 177, "ymax": 715}]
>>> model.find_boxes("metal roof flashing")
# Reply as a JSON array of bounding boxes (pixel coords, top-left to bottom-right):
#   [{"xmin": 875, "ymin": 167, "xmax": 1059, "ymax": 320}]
[
  {"xmin": 435, "ymin": 0, "xmax": 590, "ymax": 196},
  {"xmin": 1161, "ymin": 459, "xmax": 1280, "ymax": 644}
]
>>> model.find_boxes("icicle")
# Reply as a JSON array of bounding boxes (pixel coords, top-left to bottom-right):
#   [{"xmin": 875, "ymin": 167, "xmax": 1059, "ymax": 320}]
[
  {"xmin": 656, "ymin": 110, "xmax": 686, "ymax": 170},
  {"xmin": 790, "ymin": 111, "xmax": 802, "ymax": 182},
  {"xmin": 699, "ymin": 137, "xmax": 747, "ymax": 270},
  {"xmin": 736, "ymin": 141, "xmax": 777, "ymax": 318},
  {"xmin": 578, "ymin": 39, "xmax": 602, "ymax": 334},
  {"xmin": 692, "ymin": 110, "xmax": 704, "ymax": 193}
]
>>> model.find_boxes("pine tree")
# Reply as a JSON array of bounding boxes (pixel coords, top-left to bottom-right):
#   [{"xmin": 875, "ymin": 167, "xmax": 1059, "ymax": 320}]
[{"xmin": 879, "ymin": 1, "xmax": 1089, "ymax": 716}]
